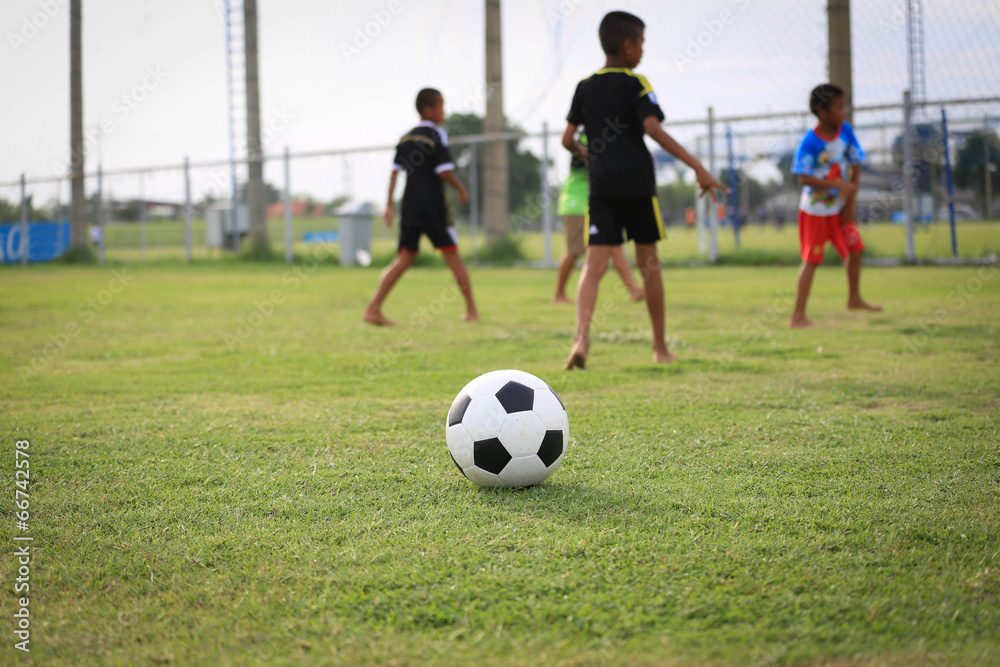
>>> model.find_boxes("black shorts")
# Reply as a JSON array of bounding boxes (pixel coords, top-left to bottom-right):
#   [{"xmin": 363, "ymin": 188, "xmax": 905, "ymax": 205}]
[
  {"xmin": 586, "ymin": 195, "xmax": 665, "ymax": 246},
  {"xmin": 398, "ymin": 223, "xmax": 459, "ymax": 254}
]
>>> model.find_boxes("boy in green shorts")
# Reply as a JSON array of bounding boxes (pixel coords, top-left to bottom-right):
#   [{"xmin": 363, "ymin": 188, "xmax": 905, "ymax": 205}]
[
  {"xmin": 554, "ymin": 132, "xmax": 645, "ymax": 304},
  {"xmin": 563, "ymin": 11, "xmax": 726, "ymax": 368}
]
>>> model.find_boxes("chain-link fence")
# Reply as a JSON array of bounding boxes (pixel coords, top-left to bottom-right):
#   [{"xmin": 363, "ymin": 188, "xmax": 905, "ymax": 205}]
[{"xmin": 2, "ymin": 96, "xmax": 998, "ymax": 267}]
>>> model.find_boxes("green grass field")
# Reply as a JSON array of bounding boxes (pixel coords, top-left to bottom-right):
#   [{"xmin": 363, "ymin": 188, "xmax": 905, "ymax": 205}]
[
  {"xmin": 97, "ymin": 218, "xmax": 1000, "ymax": 265},
  {"xmin": 1, "ymin": 260, "xmax": 999, "ymax": 665}
]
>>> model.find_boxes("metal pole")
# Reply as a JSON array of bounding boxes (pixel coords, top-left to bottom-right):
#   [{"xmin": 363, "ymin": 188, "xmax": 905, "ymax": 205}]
[
  {"xmin": 97, "ymin": 164, "xmax": 105, "ymax": 266},
  {"xmin": 707, "ymin": 107, "xmax": 718, "ymax": 263},
  {"xmin": 903, "ymin": 91, "xmax": 916, "ymax": 262},
  {"xmin": 695, "ymin": 135, "xmax": 706, "ymax": 253},
  {"xmin": 941, "ymin": 109, "xmax": 957, "ymax": 257},
  {"xmin": 20, "ymin": 173, "xmax": 28, "ymax": 266},
  {"xmin": 726, "ymin": 126, "xmax": 740, "ymax": 249},
  {"xmin": 140, "ymin": 171, "xmax": 147, "ymax": 262},
  {"xmin": 986, "ymin": 116, "xmax": 994, "ymax": 221},
  {"xmin": 541, "ymin": 122, "xmax": 552, "ymax": 268},
  {"xmin": 469, "ymin": 143, "xmax": 480, "ymax": 264},
  {"xmin": 284, "ymin": 146, "xmax": 293, "ymax": 264},
  {"xmin": 184, "ymin": 157, "xmax": 192, "ymax": 263}
]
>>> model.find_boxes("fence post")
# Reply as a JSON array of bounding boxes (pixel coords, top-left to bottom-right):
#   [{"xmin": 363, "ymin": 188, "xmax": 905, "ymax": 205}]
[
  {"xmin": 695, "ymin": 136, "xmax": 706, "ymax": 253},
  {"xmin": 941, "ymin": 108, "xmax": 957, "ymax": 258},
  {"xmin": 140, "ymin": 171, "xmax": 147, "ymax": 262},
  {"xmin": 470, "ymin": 143, "xmax": 480, "ymax": 264},
  {"xmin": 284, "ymin": 146, "xmax": 293, "ymax": 264},
  {"xmin": 903, "ymin": 91, "xmax": 916, "ymax": 262},
  {"xmin": 986, "ymin": 115, "xmax": 994, "ymax": 221},
  {"xmin": 20, "ymin": 173, "xmax": 28, "ymax": 266},
  {"xmin": 184, "ymin": 157, "xmax": 192, "ymax": 263},
  {"xmin": 541, "ymin": 122, "xmax": 553, "ymax": 268},
  {"xmin": 97, "ymin": 164, "xmax": 105, "ymax": 266},
  {"xmin": 707, "ymin": 107, "xmax": 718, "ymax": 263},
  {"xmin": 726, "ymin": 125, "xmax": 740, "ymax": 250}
]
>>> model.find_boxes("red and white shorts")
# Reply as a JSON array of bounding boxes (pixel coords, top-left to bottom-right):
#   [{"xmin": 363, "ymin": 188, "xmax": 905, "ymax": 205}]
[{"xmin": 798, "ymin": 210, "xmax": 865, "ymax": 264}]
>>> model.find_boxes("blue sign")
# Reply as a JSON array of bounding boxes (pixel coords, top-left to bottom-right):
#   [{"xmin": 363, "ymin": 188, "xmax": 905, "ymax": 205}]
[
  {"xmin": 0, "ymin": 221, "xmax": 71, "ymax": 264},
  {"xmin": 304, "ymin": 231, "xmax": 339, "ymax": 243}
]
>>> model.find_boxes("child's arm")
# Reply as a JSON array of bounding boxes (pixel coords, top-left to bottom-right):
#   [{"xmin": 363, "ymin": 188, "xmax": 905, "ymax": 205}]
[
  {"xmin": 643, "ymin": 117, "xmax": 728, "ymax": 202},
  {"xmin": 798, "ymin": 174, "xmax": 858, "ymax": 197},
  {"xmin": 438, "ymin": 170, "xmax": 470, "ymax": 205},
  {"xmin": 841, "ymin": 164, "xmax": 862, "ymax": 223},
  {"xmin": 561, "ymin": 123, "xmax": 587, "ymax": 163},
  {"xmin": 383, "ymin": 170, "xmax": 399, "ymax": 227}
]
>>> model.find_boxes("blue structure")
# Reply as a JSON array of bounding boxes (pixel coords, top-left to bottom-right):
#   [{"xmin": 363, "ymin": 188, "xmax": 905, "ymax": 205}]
[
  {"xmin": 726, "ymin": 126, "xmax": 740, "ymax": 248},
  {"xmin": 0, "ymin": 221, "xmax": 70, "ymax": 264},
  {"xmin": 941, "ymin": 108, "xmax": 958, "ymax": 258}
]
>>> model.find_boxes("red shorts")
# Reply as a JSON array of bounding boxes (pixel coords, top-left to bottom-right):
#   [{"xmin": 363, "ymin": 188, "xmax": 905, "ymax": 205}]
[{"xmin": 798, "ymin": 210, "xmax": 865, "ymax": 264}]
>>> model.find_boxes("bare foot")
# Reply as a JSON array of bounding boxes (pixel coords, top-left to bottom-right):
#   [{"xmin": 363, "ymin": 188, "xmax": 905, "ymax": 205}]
[
  {"xmin": 462, "ymin": 311, "xmax": 479, "ymax": 322},
  {"xmin": 564, "ymin": 344, "xmax": 587, "ymax": 370},
  {"xmin": 629, "ymin": 287, "xmax": 645, "ymax": 302},
  {"xmin": 653, "ymin": 349, "xmax": 679, "ymax": 363},
  {"xmin": 790, "ymin": 317, "xmax": 816, "ymax": 329},
  {"xmin": 553, "ymin": 295, "xmax": 573, "ymax": 305},
  {"xmin": 363, "ymin": 310, "xmax": 396, "ymax": 326},
  {"xmin": 847, "ymin": 299, "xmax": 883, "ymax": 312}
]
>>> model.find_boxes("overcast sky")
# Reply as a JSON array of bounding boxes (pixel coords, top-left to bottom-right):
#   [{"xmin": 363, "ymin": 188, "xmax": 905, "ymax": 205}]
[{"xmin": 2, "ymin": 0, "xmax": 998, "ymax": 204}]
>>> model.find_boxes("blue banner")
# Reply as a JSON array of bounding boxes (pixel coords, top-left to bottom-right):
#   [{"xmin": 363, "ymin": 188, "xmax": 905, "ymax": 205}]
[{"xmin": 0, "ymin": 221, "xmax": 71, "ymax": 264}]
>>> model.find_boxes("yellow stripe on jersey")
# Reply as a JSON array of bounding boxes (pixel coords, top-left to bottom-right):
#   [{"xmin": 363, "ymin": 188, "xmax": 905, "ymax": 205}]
[
  {"xmin": 399, "ymin": 134, "xmax": 436, "ymax": 148},
  {"xmin": 584, "ymin": 203, "xmax": 590, "ymax": 246},
  {"xmin": 651, "ymin": 196, "xmax": 666, "ymax": 240},
  {"xmin": 594, "ymin": 67, "xmax": 655, "ymax": 98}
]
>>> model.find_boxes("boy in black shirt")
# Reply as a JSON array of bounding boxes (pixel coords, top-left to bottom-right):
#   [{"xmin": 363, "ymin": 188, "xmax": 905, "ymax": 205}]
[
  {"xmin": 563, "ymin": 11, "xmax": 726, "ymax": 368},
  {"xmin": 364, "ymin": 88, "xmax": 478, "ymax": 325}
]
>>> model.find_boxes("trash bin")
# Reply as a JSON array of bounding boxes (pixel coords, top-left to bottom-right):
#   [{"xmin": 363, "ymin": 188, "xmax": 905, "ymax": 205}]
[{"xmin": 338, "ymin": 201, "xmax": 374, "ymax": 266}]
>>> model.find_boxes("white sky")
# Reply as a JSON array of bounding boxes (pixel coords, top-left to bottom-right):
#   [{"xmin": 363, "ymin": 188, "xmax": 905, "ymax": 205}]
[{"xmin": 1, "ymin": 0, "xmax": 998, "ymax": 205}]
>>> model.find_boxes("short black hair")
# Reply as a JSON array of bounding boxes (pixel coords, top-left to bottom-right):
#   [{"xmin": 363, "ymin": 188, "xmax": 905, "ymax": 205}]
[
  {"xmin": 415, "ymin": 88, "xmax": 442, "ymax": 114},
  {"xmin": 809, "ymin": 83, "xmax": 844, "ymax": 116},
  {"xmin": 599, "ymin": 11, "xmax": 645, "ymax": 57}
]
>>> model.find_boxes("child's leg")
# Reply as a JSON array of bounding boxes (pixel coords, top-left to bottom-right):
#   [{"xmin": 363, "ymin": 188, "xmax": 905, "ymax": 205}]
[
  {"xmin": 363, "ymin": 250, "xmax": 415, "ymax": 325},
  {"xmin": 442, "ymin": 250, "xmax": 479, "ymax": 321},
  {"xmin": 845, "ymin": 252, "xmax": 883, "ymax": 311},
  {"xmin": 565, "ymin": 245, "xmax": 612, "ymax": 369},
  {"xmin": 634, "ymin": 243, "xmax": 676, "ymax": 362},
  {"xmin": 790, "ymin": 261, "xmax": 819, "ymax": 328},
  {"xmin": 554, "ymin": 252, "xmax": 579, "ymax": 303},
  {"xmin": 610, "ymin": 245, "xmax": 644, "ymax": 301}
]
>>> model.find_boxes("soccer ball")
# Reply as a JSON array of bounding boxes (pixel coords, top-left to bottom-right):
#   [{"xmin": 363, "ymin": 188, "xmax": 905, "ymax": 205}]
[{"xmin": 446, "ymin": 369, "xmax": 568, "ymax": 488}]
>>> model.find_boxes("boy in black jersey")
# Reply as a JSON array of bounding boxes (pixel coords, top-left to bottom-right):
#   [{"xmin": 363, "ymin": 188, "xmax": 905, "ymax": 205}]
[
  {"xmin": 363, "ymin": 88, "xmax": 478, "ymax": 325},
  {"xmin": 562, "ymin": 11, "xmax": 726, "ymax": 369}
]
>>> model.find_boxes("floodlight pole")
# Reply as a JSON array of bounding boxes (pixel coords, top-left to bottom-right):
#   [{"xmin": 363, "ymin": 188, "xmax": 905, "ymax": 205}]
[{"xmin": 483, "ymin": 0, "xmax": 509, "ymax": 240}]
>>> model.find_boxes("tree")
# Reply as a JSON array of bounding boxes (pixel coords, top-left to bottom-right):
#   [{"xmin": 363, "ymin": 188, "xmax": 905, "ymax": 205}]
[
  {"xmin": 954, "ymin": 130, "xmax": 999, "ymax": 216},
  {"xmin": 442, "ymin": 113, "xmax": 541, "ymax": 227},
  {"xmin": 891, "ymin": 123, "xmax": 944, "ymax": 198}
]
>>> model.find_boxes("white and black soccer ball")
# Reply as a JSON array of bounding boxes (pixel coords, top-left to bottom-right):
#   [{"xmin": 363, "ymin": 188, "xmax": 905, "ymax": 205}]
[{"xmin": 446, "ymin": 369, "xmax": 568, "ymax": 488}]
